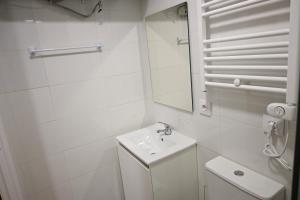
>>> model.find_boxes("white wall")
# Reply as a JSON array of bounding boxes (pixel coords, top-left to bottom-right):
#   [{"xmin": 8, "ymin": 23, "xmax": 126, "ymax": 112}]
[
  {"xmin": 0, "ymin": 0, "xmax": 296, "ymax": 200},
  {"xmin": 141, "ymin": 0, "xmax": 296, "ymax": 200},
  {"xmin": 0, "ymin": 0, "xmax": 148, "ymax": 199}
]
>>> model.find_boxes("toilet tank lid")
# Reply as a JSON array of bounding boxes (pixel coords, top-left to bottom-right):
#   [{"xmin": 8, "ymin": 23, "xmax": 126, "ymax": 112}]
[{"xmin": 205, "ymin": 156, "xmax": 285, "ymax": 200}]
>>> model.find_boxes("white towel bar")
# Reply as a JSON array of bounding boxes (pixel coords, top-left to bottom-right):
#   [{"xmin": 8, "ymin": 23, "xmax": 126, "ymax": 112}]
[
  {"xmin": 201, "ymin": 0, "xmax": 229, "ymax": 8},
  {"xmin": 204, "ymin": 65, "xmax": 288, "ymax": 71},
  {"xmin": 203, "ymin": 29, "xmax": 289, "ymax": 44},
  {"xmin": 204, "ymin": 54, "xmax": 288, "ymax": 61},
  {"xmin": 28, "ymin": 43, "xmax": 102, "ymax": 57},
  {"xmin": 204, "ymin": 74, "xmax": 287, "ymax": 82},
  {"xmin": 205, "ymin": 82, "xmax": 287, "ymax": 94},
  {"xmin": 198, "ymin": 0, "xmax": 292, "ymax": 116},
  {"xmin": 203, "ymin": 42, "xmax": 289, "ymax": 52},
  {"xmin": 202, "ymin": 0, "xmax": 266, "ymax": 17}
]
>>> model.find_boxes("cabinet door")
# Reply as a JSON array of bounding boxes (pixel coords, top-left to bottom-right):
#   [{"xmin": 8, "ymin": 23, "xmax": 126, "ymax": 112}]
[
  {"xmin": 150, "ymin": 147, "xmax": 198, "ymax": 200},
  {"xmin": 118, "ymin": 144, "xmax": 153, "ymax": 200}
]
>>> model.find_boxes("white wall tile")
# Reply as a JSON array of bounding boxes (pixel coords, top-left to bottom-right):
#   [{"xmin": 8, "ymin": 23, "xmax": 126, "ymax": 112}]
[
  {"xmin": 33, "ymin": 182, "xmax": 74, "ymax": 200},
  {"xmin": 38, "ymin": 121, "xmax": 72, "ymax": 156},
  {"xmin": 64, "ymin": 138, "xmax": 117, "ymax": 179},
  {"xmin": 42, "ymin": 111, "xmax": 112, "ymax": 151},
  {"xmin": 36, "ymin": 22, "xmax": 72, "ymax": 49},
  {"xmin": 110, "ymin": 100, "xmax": 146, "ymax": 135},
  {"xmin": 0, "ymin": 21, "xmax": 39, "ymax": 51},
  {"xmin": 9, "ymin": 87, "xmax": 55, "ymax": 124},
  {"xmin": 102, "ymin": 42, "xmax": 142, "ymax": 76},
  {"xmin": 178, "ymin": 113, "xmax": 221, "ymax": 152},
  {"xmin": 20, "ymin": 154, "xmax": 69, "ymax": 192},
  {"xmin": 105, "ymin": 0, "xmax": 141, "ymax": 11},
  {"xmin": 218, "ymin": 90, "xmax": 248, "ymax": 124},
  {"xmin": 51, "ymin": 79, "xmax": 109, "ymax": 119},
  {"xmin": 0, "ymin": 53, "xmax": 10, "ymax": 93},
  {"xmin": 108, "ymin": 73, "xmax": 144, "ymax": 106},
  {"xmin": 44, "ymin": 52, "xmax": 101, "ymax": 85},
  {"xmin": 0, "ymin": 51, "xmax": 48, "ymax": 92},
  {"xmin": 71, "ymin": 164, "xmax": 123, "ymax": 200},
  {"xmin": 219, "ymin": 117, "xmax": 266, "ymax": 168},
  {"xmin": 67, "ymin": 22, "xmax": 99, "ymax": 46},
  {"xmin": 106, "ymin": 10, "xmax": 140, "ymax": 49},
  {"xmin": 0, "ymin": 2, "xmax": 145, "ymax": 200},
  {"xmin": 5, "ymin": 87, "xmax": 55, "ymax": 163},
  {"xmin": 6, "ymin": 123, "xmax": 45, "ymax": 164}
]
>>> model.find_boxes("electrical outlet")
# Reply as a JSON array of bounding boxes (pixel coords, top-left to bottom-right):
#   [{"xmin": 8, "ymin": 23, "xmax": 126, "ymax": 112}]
[{"xmin": 199, "ymin": 99, "xmax": 212, "ymax": 116}]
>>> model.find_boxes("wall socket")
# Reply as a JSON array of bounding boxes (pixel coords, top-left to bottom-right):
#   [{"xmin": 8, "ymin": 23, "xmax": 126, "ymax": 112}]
[{"xmin": 199, "ymin": 99, "xmax": 212, "ymax": 117}]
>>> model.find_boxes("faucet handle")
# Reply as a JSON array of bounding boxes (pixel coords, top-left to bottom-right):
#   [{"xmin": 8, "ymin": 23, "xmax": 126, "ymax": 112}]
[{"xmin": 157, "ymin": 122, "xmax": 172, "ymax": 135}]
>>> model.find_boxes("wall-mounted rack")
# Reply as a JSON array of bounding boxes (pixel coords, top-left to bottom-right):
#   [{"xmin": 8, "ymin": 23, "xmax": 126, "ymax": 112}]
[
  {"xmin": 28, "ymin": 42, "xmax": 102, "ymax": 57},
  {"xmin": 198, "ymin": 0, "xmax": 299, "ymax": 116},
  {"xmin": 199, "ymin": 0, "xmax": 300, "ymax": 171}
]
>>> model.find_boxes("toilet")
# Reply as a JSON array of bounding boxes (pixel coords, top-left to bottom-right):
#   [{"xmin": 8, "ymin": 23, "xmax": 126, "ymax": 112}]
[{"xmin": 205, "ymin": 157, "xmax": 285, "ymax": 200}]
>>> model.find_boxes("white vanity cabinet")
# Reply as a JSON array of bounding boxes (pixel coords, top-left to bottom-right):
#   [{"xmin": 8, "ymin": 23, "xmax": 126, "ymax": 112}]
[
  {"xmin": 117, "ymin": 144, "xmax": 198, "ymax": 200},
  {"xmin": 117, "ymin": 144, "xmax": 153, "ymax": 200}
]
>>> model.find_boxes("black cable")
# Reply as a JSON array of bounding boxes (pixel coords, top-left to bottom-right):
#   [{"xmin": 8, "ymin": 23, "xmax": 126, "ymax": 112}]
[{"xmin": 52, "ymin": 0, "xmax": 103, "ymax": 18}]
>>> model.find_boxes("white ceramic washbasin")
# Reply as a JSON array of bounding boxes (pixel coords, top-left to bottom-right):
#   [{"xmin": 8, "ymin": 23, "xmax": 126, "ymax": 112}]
[{"xmin": 116, "ymin": 123, "xmax": 196, "ymax": 165}]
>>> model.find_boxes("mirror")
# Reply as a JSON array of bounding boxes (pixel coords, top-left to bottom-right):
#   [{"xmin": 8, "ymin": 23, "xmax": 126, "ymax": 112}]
[{"xmin": 145, "ymin": 3, "xmax": 193, "ymax": 112}]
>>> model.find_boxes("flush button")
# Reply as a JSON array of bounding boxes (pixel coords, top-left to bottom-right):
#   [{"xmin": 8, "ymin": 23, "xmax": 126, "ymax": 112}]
[{"xmin": 234, "ymin": 170, "xmax": 244, "ymax": 176}]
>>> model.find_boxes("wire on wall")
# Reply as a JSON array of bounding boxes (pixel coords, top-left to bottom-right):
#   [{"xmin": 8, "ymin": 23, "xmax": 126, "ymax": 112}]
[{"xmin": 50, "ymin": 0, "xmax": 103, "ymax": 17}]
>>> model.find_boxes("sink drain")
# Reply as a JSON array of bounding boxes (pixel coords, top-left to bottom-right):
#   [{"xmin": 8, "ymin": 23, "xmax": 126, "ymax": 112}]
[
  {"xmin": 150, "ymin": 152, "xmax": 156, "ymax": 155},
  {"xmin": 234, "ymin": 170, "xmax": 244, "ymax": 176}
]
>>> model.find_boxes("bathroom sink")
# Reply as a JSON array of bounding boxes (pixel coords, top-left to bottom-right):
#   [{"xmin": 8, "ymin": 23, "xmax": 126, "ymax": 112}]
[{"xmin": 116, "ymin": 123, "xmax": 196, "ymax": 165}]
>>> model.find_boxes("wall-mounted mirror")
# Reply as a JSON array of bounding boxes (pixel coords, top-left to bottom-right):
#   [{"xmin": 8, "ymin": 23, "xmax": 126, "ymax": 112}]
[{"xmin": 146, "ymin": 3, "xmax": 193, "ymax": 112}]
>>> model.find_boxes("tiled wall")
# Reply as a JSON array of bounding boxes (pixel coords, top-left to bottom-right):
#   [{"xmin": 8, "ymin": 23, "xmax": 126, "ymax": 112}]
[
  {"xmin": 0, "ymin": 0, "xmax": 296, "ymax": 200},
  {"xmin": 141, "ymin": 0, "xmax": 296, "ymax": 200},
  {"xmin": 0, "ymin": 0, "xmax": 147, "ymax": 199}
]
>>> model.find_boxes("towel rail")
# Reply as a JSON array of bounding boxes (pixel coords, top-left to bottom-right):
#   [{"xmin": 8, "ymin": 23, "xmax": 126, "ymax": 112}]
[
  {"xmin": 204, "ymin": 74, "xmax": 287, "ymax": 82},
  {"xmin": 203, "ymin": 29, "xmax": 289, "ymax": 44},
  {"xmin": 28, "ymin": 43, "xmax": 102, "ymax": 57},
  {"xmin": 204, "ymin": 65, "xmax": 288, "ymax": 71},
  {"xmin": 203, "ymin": 42, "xmax": 289, "ymax": 52},
  {"xmin": 204, "ymin": 54, "xmax": 288, "ymax": 61},
  {"xmin": 205, "ymin": 82, "xmax": 287, "ymax": 94},
  {"xmin": 201, "ymin": 0, "xmax": 229, "ymax": 8},
  {"xmin": 198, "ymin": 0, "xmax": 292, "ymax": 116},
  {"xmin": 202, "ymin": 0, "xmax": 266, "ymax": 17}
]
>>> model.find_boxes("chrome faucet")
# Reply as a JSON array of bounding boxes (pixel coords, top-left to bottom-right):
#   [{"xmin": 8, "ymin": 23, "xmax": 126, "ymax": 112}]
[{"xmin": 157, "ymin": 122, "xmax": 172, "ymax": 135}]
